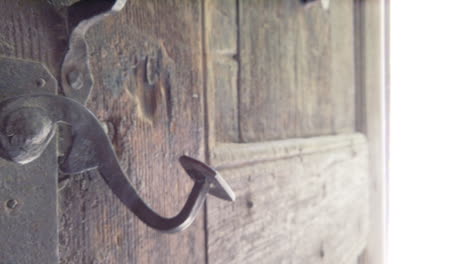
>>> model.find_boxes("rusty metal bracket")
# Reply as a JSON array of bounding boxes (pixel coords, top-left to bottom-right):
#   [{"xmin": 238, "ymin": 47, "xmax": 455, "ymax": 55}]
[{"xmin": 61, "ymin": 0, "xmax": 127, "ymax": 104}]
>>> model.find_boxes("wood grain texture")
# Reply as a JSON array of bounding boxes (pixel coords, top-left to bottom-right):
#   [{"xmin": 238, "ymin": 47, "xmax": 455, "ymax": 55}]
[
  {"xmin": 208, "ymin": 134, "xmax": 369, "ymax": 264},
  {"xmin": 0, "ymin": 0, "xmax": 68, "ymax": 73},
  {"xmin": 0, "ymin": 1, "xmax": 373, "ymax": 264},
  {"xmin": 237, "ymin": 0, "xmax": 355, "ymax": 142},
  {"xmin": 330, "ymin": 0, "xmax": 356, "ymax": 134},
  {"xmin": 204, "ymin": 0, "xmax": 239, "ymax": 144},
  {"xmin": 58, "ymin": 0, "xmax": 206, "ymax": 263},
  {"xmin": 205, "ymin": 0, "xmax": 356, "ymax": 145},
  {"xmin": 205, "ymin": 1, "xmax": 369, "ymax": 263}
]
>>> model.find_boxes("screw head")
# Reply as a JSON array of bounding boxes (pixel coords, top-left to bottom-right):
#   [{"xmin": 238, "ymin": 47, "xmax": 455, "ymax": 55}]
[
  {"xmin": 6, "ymin": 199, "xmax": 18, "ymax": 209},
  {"xmin": 36, "ymin": 78, "xmax": 46, "ymax": 88}
]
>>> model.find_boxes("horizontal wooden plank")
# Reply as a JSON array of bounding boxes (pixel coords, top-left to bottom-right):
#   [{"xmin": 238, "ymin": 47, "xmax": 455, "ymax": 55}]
[
  {"xmin": 207, "ymin": 134, "xmax": 369, "ymax": 264},
  {"xmin": 211, "ymin": 133, "xmax": 366, "ymax": 168}
]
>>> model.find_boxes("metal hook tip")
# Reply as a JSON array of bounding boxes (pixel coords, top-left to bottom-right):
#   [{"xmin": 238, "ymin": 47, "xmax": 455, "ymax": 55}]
[{"xmin": 179, "ymin": 155, "xmax": 236, "ymax": 202}]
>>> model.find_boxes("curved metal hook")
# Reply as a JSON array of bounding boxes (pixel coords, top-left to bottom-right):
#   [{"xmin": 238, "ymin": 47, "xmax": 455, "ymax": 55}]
[
  {"xmin": 0, "ymin": 94, "xmax": 235, "ymax": 233},
  {"xmin": 61, "ymin": 0, "xmax": 128, "ymax": 104}
]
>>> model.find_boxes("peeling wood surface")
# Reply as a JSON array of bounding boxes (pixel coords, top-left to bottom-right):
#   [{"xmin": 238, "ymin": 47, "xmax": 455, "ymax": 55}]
[{"xmin": 208, "ymin": 134, "xmax": 369, "ymax": 264}]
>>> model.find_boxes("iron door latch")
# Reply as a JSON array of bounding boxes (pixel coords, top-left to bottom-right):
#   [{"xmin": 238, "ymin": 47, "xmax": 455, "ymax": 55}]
[
  {"xmin": 0, "ymin": 93, "xmax": 235, "ymax": 230},
  {"xmin": 0, "ymin": 0, "xmax": 235, "ymax": 263}
]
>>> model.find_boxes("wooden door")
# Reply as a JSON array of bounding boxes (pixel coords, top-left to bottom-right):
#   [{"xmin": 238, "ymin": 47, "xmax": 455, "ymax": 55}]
[
  {"xmin": 204, "ymin": 1, "xmax": 371, "ymax": 263},
  {"xmin": 0, "ymin": 0, "xmax": 385, "ymax": 263}
]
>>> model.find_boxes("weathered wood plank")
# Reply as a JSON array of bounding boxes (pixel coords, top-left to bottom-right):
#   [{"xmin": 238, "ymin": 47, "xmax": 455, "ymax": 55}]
[
  {"xmin": 330, "ymin": 0, "xmax": 356, "ymax": 134},
  {"xmin": 0, "ymin": 0, "xmax": 205, "ymax": 263},
  {"xmin": 0, "ymin": 0, "xmax": 68, "ymax": 73},
  {"xmin": 208, "ymin": 133, "xmax": 369, "ymax": 264},
  {"xmin": 0, "ymin": 2, "xmax": 371, "ymax": 264},
  {"xmin": 58, "ymin": 0, "xmax": 206, "ymax": 263},
  {"xmin": 237, "ymin": 0, "xmax": 355, "ymax": 142},
  {"xmin": 204, "ymin": 0, "xmax": 239, "ymax": 144}
]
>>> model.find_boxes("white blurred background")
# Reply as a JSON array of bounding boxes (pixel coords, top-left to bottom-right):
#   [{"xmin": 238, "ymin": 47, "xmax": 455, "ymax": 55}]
[{"xmin": 389, "ymin": 1, "xmax": 468, "ymax": 263}]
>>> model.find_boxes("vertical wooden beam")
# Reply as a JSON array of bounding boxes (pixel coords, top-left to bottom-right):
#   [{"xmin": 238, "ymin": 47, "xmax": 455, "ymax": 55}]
[
  {"xmin": 355, "ymin": 0, "xmax": 388, "ymax": 263},
  {"xmin": 204, "ymin": 0, "xmax": 239, "ymax": 147}
]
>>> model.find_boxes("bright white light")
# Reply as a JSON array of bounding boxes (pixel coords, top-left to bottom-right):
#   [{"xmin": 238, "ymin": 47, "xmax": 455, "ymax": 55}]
[{"xmin": 389, "ymin": 1, "xmax": 468, "ymax": 263}]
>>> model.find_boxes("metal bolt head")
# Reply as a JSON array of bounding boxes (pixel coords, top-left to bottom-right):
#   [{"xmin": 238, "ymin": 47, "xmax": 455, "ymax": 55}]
[
  {"xmin": 1, "ymin": 107, "xmax": 54, "ymax": 164},
  {"xmin": 67, "ymin": 70, "xmax": 83, "ymax": 90},
  {"xmin": 36, "ymin": 78, "xmax": 46, "ymax": 88},
  {"xmin": 6, "ymin": 199, "xmax": 18, "ymax": 209}
]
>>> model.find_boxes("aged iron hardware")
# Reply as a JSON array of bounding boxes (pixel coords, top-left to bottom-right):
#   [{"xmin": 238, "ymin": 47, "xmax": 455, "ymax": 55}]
[
  {"xmin": 0, "ymin": 0, "xmax": 235, "ymax": 237},
  {"xmin": 0, "ymin": 94, "xmax": 235, "ymax": 233},
  {"xmin": 0, "ymin": 0, "xmax": 234, "ymax": 263},
  {"xmin": 0, "ymin": 56, "xmax": 59, "ymax": 264}
]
